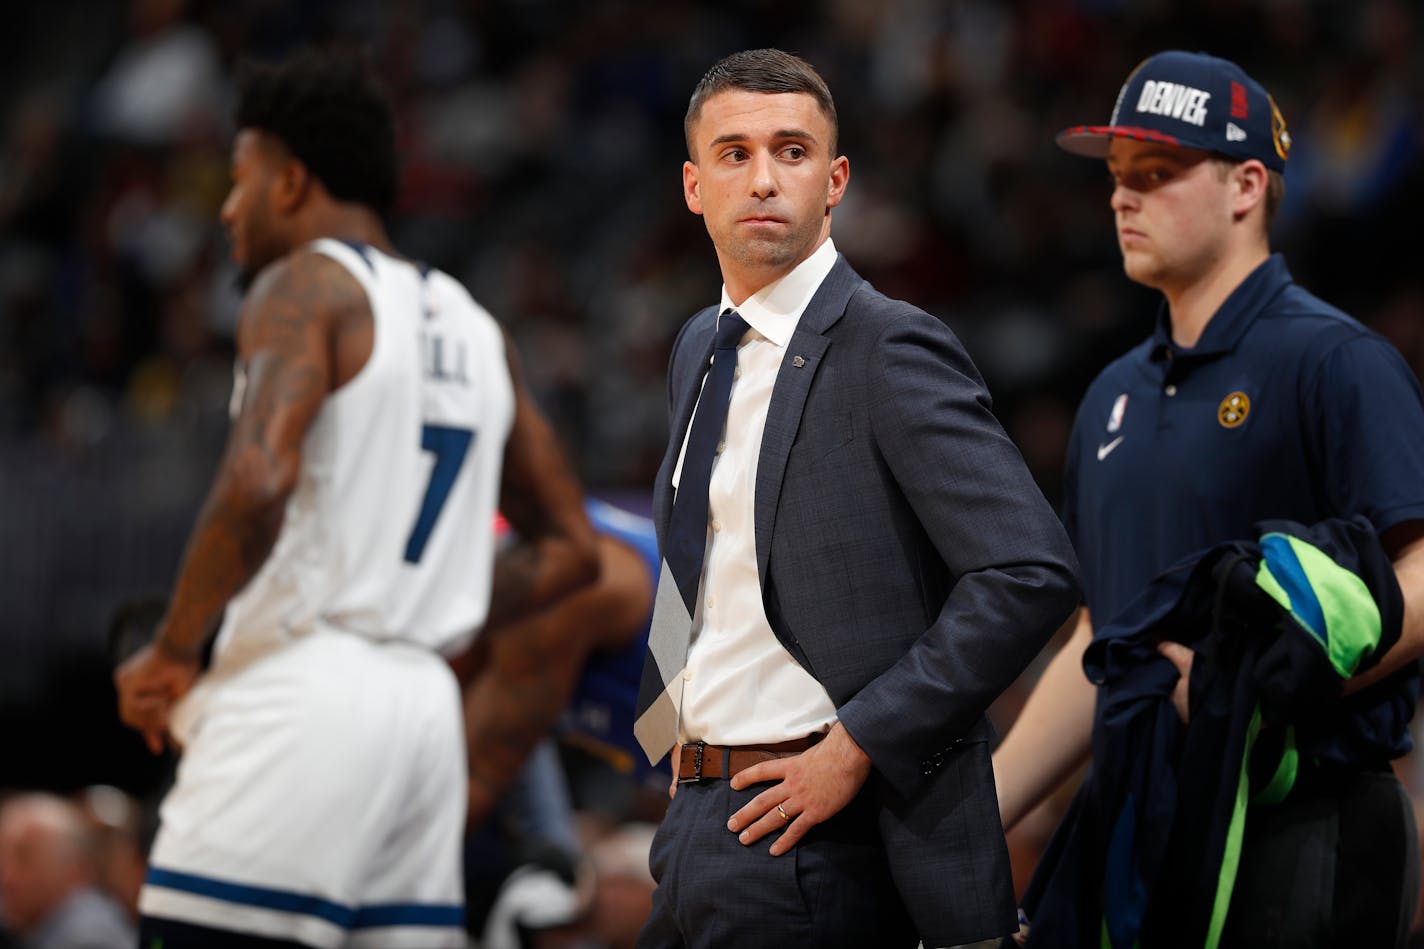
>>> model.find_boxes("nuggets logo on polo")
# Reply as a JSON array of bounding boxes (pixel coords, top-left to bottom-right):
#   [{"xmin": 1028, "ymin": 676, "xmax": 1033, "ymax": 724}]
[
  {"xmin": 1135, "ymin": 81, "xmax": 1210, "ymax": 127},
  {"xmin": 1218, "ymin": 391, "xmax": 1251, "ymax": 428},
  {"xmin": 1055, "ymin": 50, "xmax": 1289, "ymax": 173}
]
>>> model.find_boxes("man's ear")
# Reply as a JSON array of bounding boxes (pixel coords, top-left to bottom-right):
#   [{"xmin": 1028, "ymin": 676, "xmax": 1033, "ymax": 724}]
[
  {"xmin": 1231, "ymin": 159, "xmax": 1269, "ymax": 221},
  {"xmin": 274, "ymin": 157, "xmax": 312, "ymax": 214},
  {"xmin": 683, "ymin": 160, "xmax": 702, "ymax": 216},
  {"xmin": 826, "ymin": 155, "xmax": 850, "ymax": 211}
]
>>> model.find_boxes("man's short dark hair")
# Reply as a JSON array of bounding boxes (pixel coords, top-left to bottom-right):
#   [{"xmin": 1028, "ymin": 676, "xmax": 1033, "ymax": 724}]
[
  {"xmin": 1264, "ymin": 169, "xmax": 1285, "ymax": 228},
  {"xmin": 234, "ymin": 49, "xmax": 398, "ymax": 217},
  {"xmin": 684, "ymin": 49, "xmax": 838, "ymax": 159}
]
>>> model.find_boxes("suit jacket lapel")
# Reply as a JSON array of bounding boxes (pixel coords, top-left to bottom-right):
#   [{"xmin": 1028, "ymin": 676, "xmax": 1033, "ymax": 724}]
[
  {"xmin": 754, "ymin": 256, "xmax": 863, "ymax": 584},
  {"xmin": 655, "ymin": 309, "xmax": 718, "ymax": 540}
]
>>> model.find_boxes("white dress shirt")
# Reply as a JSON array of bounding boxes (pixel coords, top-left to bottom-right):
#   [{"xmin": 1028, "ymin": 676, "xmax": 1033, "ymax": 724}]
[{"xmin": 673, "ymin": 238, "xmax": 840, "ymax": 745}]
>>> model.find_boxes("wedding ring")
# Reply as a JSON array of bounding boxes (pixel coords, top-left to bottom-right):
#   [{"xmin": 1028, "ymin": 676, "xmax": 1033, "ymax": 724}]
[{"xmin": 777, "ymin": 803, "xmax": 790, "ymax": 822}]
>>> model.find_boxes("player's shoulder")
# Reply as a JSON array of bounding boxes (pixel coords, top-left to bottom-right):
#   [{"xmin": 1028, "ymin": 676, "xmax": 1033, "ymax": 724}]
[
  {"xmin": 235, "ymin": 250, "xmax": 371, "ymax": 357},
  {"xmin": 246, "ymin": 245, "xmax": 369, "ymax": 318}
]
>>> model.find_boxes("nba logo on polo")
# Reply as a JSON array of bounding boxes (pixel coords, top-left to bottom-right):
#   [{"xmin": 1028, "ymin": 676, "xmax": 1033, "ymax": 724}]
[
  {"xmin": 1107, "ymin": 393, "xmax": 1128, "ymax": 433},
  {"xmin": 1136, "ymin": 81, "xmax": 1210, "ymax": 127}
]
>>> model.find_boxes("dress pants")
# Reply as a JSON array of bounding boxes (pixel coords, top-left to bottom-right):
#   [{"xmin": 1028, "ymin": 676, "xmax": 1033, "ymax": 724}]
[{"xmin": 638, "ymin": 774, "xmax": 918, "ymax": 949}]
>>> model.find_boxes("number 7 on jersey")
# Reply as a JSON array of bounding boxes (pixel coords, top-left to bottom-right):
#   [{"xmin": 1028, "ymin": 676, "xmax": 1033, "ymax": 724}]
[{"xmin": 403, "ymin": 424, "xmax": 475, "ymax": 563}]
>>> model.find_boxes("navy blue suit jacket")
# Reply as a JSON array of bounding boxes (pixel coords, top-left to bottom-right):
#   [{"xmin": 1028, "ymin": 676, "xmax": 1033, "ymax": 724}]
[{"xmin": 654, "ymin": 256, "xmax": 1081, "ymax": 945}]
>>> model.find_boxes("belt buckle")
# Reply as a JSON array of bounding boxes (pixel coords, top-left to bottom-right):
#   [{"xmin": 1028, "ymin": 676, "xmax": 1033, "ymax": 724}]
[{"xmin": 678, "ymin": 740, "xmax": 706, "ymax": 784}]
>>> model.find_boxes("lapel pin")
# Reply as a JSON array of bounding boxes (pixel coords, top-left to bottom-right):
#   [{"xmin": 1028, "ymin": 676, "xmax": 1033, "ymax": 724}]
[{"xmin": 792, "ymin": 355, "xmax": 806, "ymax": 368}]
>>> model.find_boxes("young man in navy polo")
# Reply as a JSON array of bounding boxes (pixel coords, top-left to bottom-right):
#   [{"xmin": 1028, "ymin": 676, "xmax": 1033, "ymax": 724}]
[{"xmin": 995, "ymin": 51, "xmax": 1424, "ymax": 944}]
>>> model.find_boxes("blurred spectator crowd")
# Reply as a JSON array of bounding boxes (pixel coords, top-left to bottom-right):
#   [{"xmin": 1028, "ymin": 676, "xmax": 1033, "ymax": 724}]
[
  {"xmin": 0, "ymin": 787, "xmax": 146, "ymax": 948},
  {"xmin": 0, "ymin": 0, "xmax": 1421, "ymax": 937}
]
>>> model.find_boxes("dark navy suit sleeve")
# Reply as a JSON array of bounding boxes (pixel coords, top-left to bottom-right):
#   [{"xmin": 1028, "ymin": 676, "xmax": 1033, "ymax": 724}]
[{"xmin": 835, "ymin": 309, "xmax": 1081, "ymax": 795}]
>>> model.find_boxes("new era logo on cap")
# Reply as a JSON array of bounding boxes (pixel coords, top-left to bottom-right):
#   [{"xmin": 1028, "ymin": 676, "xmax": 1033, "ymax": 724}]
[{"xmin": 1056, "ymin": 50, "xmax": 1290, "ymax": 172}]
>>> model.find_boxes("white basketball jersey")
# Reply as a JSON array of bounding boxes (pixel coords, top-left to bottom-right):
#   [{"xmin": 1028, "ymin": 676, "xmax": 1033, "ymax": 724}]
[{"xmin": 212, "ymin": 239, "xmax": 514, "ymax": 664}]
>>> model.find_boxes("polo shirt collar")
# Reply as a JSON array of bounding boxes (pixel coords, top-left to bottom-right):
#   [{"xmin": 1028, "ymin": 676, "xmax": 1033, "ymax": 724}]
[
  {"xmin": 718, "ymin": 238, "xmax": 839, "ymax": 349},
  {"xmin": 1151, "ymin": 253, "xmax": 1293, "ymax": 361}
]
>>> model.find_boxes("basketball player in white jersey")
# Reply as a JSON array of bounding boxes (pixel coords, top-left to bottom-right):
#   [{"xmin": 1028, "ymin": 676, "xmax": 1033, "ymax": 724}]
[{"xmin": 114, "ymin": 51, "xmax": 598, "ymax": 949}]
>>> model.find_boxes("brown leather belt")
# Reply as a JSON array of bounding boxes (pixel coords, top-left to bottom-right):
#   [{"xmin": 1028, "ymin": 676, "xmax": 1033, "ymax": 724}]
[{"xmin": 676, "ymin": 735, "xmax": 821, "ymax": 784}]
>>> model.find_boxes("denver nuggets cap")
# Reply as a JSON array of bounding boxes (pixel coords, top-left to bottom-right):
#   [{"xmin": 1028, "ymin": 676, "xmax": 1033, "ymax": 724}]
[{"xmin": 1056, "ymin": 50, "xmax": 1290, "ymax": 172}]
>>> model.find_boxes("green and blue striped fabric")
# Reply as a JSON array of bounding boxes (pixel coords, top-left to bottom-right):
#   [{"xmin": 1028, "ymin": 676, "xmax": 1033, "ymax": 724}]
[{"xmin": 1254, "ymin": 532, "xmax": 1382, "ymax": 678}]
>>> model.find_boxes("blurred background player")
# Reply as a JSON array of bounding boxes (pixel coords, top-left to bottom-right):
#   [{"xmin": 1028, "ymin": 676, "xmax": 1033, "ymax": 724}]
[
  {"xmin": 456, "ymin": 498, "xmax": 666, "ymax": 949},
  {"xmin": 0, "ymin": 792, "xmax": 136, "ymax": 949},
  {"xmin": 458, "ymin": 499, "xmax": 662, "ymax": 824},
  {"xmin": 112, "ymin": 48, "xmax": 596, "ymax": 948}
]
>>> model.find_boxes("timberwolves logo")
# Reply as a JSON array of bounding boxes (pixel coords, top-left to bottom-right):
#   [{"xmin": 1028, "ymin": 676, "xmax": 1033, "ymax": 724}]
[
  {"xmin": 1218, "ymin": 391, "xmax": 1251, "ymax": 428},
  {"xmin": 1269, "ymin": 94, "xmax": 1291, "ymax": 162}
]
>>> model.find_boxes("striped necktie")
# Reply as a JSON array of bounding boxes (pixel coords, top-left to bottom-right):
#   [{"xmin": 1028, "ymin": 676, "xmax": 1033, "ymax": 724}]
[{"xmin": 634, "ymin": 310, "xmax": 748, "ymax": 763}]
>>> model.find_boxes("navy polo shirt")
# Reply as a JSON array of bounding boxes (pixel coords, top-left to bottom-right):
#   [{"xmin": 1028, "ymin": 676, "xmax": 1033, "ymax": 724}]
[{"xmin": 1063, "ymin": 254, "xmax": 1424, "ymax": 760}]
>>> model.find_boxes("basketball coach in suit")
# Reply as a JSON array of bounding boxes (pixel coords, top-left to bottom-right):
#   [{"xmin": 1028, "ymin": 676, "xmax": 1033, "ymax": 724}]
[{"xmin": 632, "ymin": 49, "xmax": 1081, "ymax": 949}]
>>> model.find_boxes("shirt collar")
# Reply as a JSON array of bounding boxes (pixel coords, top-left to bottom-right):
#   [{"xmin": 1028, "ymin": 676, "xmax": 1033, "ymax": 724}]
[
  {"xmin": 718, "ymin": 238, "xmax": 839, "ymax": 348},
  {"xmin": 1151, "ymin": 253, "xmax": 1293, "ymax": 361}
]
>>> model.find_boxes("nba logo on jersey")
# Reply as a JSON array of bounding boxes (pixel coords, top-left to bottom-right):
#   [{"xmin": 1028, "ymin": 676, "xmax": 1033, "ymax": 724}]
[{"xmin": 1107, "ymin": 393, "xmax": 1128, "ymax": 433}]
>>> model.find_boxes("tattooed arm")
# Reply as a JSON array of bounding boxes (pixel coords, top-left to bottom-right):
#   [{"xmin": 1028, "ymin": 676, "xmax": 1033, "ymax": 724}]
[
  {"xmin": 115, "ymin": 252, "xmax": 366, "ymax": 752},
  {"xmin": 477, "ymin": 332, "xmax": 600, "ymax": 639}
]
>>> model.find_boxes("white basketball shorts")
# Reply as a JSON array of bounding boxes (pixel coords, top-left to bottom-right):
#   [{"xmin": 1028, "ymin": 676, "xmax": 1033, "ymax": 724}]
[{"xmin": 139, "ymin": 627, "xmax": 467, "ymax": 948}]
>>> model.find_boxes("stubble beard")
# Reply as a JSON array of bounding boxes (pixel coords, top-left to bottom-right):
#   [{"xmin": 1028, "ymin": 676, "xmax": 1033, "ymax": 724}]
[
  {"xmin": 723, "ymin": 217, "xmax": 821, "ymax": 278},
  {"xmin": 730, "ymin": 236, "xmax": 798, "ymax": 272}
]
